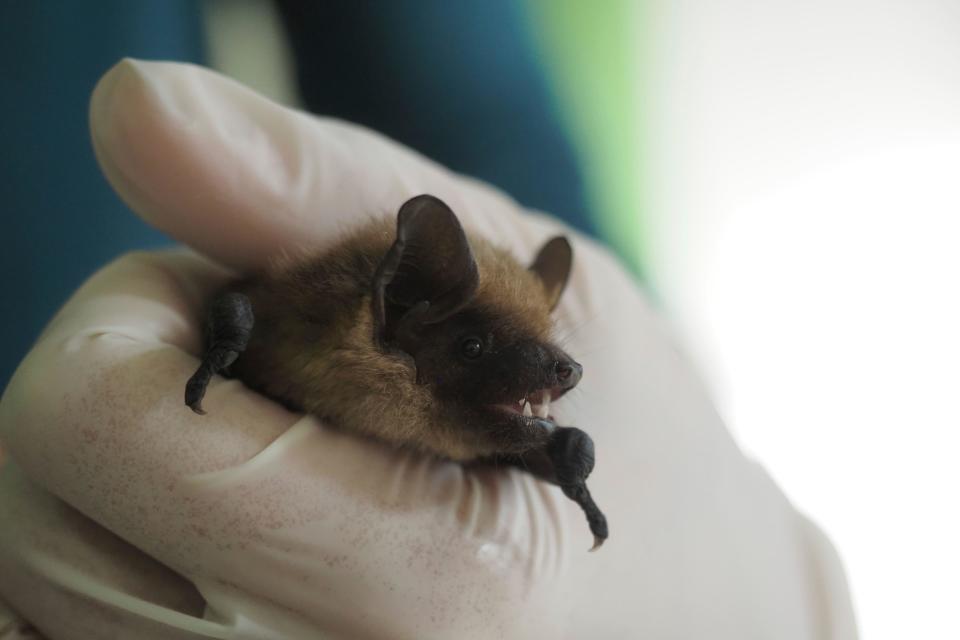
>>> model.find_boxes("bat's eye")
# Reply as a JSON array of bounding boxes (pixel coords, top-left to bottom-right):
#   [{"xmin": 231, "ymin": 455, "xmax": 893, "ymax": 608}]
[{"xmin": 460, "ymin": 336, "xmax": 484, "ymax": 359}]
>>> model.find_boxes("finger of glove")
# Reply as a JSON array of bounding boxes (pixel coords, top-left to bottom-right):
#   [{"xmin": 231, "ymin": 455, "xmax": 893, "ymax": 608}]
[
  {"xmin": 0, "ymin": 459, "xmax": 216, "ymax": 639},
  {"xmin": 89, "ymin": 59, "xmax": 544, "ymax": 273}
]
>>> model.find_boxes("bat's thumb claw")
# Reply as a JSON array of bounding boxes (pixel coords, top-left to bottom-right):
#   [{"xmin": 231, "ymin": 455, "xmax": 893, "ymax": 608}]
[
  {"xmin": 188, "ymin": 403, "xmax": 207, "ymax": 415},
  {"xmin": 589, "ymin": 535, "xmax": 606, "ymax": 552}
]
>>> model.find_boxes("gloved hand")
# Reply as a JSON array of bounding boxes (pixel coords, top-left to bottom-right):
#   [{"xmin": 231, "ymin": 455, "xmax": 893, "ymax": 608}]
[{"xmin": 0, "ymin": 60, "xmax": 856, "ymax": 639}]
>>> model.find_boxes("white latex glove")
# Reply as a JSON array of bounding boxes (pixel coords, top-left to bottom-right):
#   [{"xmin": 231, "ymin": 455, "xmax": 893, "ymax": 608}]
[{"xmin": 0, "ymin": 60, "xmax": 857, "ymax": 640}]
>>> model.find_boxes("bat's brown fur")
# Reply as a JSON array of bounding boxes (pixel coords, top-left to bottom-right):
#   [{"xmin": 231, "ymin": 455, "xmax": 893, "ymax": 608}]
[
  {"xmin": 230, "ymin": 218, "xmax": 557, "ymax": 460},
  {"xmin": 187, "ymin": 196, "xmax": 608, "ymax": 547}
]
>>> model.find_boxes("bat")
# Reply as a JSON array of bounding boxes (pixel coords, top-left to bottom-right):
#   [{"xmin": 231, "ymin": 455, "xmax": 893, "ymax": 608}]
[{"xmin": 185, "ymin": 195, "xmax": 608, "ymax": 549}]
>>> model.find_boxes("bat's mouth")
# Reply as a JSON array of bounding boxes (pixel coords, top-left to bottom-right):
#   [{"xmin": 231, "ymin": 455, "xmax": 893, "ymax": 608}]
[{"xmin": 492, "ymin": 387, "xmax": 565, "ymax": 423}]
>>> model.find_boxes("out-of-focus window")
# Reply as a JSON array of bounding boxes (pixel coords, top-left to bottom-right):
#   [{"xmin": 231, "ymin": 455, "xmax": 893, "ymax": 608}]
[{"xmin": 641, "ymin": 2, "xmax": 960, "ymax": 638}]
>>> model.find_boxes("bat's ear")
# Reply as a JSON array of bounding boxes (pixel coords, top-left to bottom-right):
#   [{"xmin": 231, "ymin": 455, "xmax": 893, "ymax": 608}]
[
  {"xmin": 530, "ymin": 236, "xmax": 573, "ymax": 311},
  {"xmin": 373, "ymin": 195, "xmax": 479, "ymax": 344}
]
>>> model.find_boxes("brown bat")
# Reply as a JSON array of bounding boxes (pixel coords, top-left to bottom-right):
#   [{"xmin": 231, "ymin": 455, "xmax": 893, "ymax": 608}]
[{"xmin": 185, "ymin": 195, "xmax": 608, "ymax": 548}]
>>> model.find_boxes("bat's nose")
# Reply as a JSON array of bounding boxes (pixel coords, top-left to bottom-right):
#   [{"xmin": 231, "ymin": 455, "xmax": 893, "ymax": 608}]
[{"xmin": 555, "ymin": 359, "xmax": 583, "ymax": 390}]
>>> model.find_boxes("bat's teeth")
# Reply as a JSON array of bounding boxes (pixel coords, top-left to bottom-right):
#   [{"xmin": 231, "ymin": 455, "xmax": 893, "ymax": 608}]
[
  {"xmin": 535, "ymin": 401, "xmax": 550, "ymax": 419},
  {"xmin": 522, "ymin": 400, "xmax": 533, "ymax": 417}
]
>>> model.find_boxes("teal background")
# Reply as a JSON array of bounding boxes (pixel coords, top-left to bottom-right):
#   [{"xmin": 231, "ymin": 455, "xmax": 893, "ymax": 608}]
[{"xmin": 0, "ymin": 1, "xmax": 642, "ymax": 387}]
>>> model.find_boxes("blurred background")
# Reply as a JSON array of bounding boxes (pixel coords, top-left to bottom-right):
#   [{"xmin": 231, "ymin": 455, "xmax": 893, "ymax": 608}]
[{"xmin": 3, "ymin": 1, "xmax": 959, "ymax": 637}]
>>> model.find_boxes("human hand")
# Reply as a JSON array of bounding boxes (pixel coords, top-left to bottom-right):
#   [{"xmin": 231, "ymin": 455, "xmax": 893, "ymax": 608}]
[{"xmin": 0, "ymin": 60, "xmax": 856, "ymax": 639}]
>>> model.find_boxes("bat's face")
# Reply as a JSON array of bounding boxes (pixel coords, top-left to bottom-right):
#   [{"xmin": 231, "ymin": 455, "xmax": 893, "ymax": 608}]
[
  {"xmin": 374, "ymin": 195, "xmax": 577, "ymax": 457},
  {"xmin": 408, "ymin": 306, "xmax": 582, "ymax": 454}
]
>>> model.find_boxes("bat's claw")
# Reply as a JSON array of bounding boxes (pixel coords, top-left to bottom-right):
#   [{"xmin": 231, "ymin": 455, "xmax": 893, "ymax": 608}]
[
  {"xmin": 185, "ymin": 371, "xmax": 210, "ymax": 416},
  {"xmin": 586, "ymin": 504, "xmax": 608, "ymax": 552}
]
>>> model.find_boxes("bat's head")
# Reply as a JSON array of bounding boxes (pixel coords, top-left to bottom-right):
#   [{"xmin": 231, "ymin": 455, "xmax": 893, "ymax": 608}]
[{"xmin": 374, "ymin": 195, "xmax": 580, "ymax": 458}]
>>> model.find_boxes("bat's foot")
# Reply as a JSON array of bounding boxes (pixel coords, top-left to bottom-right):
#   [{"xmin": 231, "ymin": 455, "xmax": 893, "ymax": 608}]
[
  {"xmin": 495, "ymin": 425, "xmax": 610, "ymax": 549},
  {"xmin": 184, "ymin": 291, "xmax": 254, "ymax": 418},
  {"xmin": 548, "ymin": 427, "xmax": 609, "ymax": 551},
  {"xmin": 560, "ymin": 479, "xmax": 608, "ymax": 551}
]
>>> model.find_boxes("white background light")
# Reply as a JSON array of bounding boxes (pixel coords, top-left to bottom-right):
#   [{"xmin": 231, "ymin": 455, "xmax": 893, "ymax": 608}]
[{"xmin": 642, "ymin": 1, "xmax": 960, "ymax": 637}]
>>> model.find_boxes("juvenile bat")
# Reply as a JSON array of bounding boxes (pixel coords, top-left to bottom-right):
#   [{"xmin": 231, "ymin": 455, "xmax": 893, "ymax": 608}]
[{"xmin": 185, "ymin": 195, "xmax": 608, "ymax": 548}]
